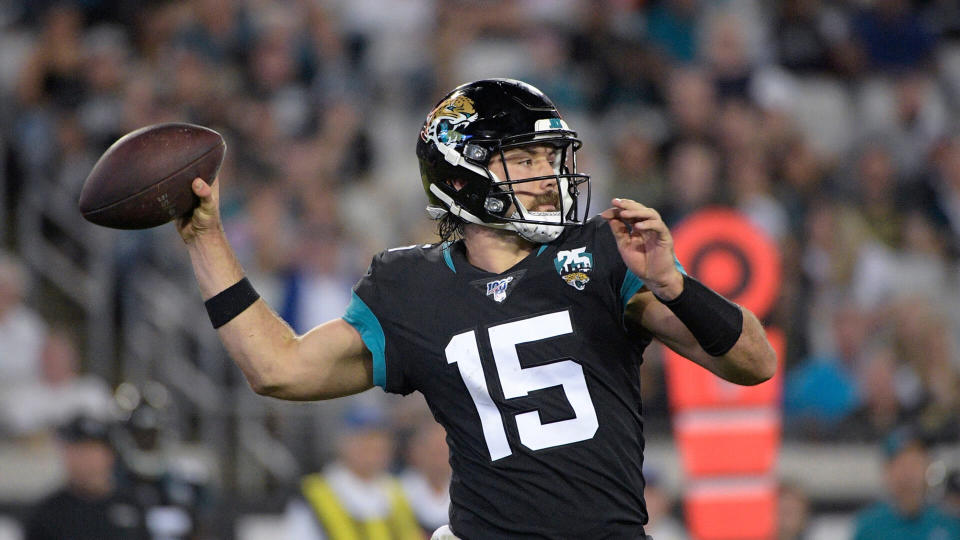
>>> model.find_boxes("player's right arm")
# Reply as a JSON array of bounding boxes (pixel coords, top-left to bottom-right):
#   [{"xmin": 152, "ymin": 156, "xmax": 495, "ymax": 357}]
[{"xmin": 176, "ymin": 178, "xmax": 374, "ymax": 401}]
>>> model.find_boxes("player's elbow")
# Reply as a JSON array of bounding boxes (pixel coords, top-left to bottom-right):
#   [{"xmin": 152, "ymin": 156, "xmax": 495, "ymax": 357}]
[
  {"xmin": 245, "ymin": 371, "xmax": 281, "ymax": 397},
  {"xmin": 241, "ymin": 358, "xmax": 298, "ymax": 398},
  {"xmin": 739, "ymin": 344, "xmax": 777, "ymax": 385}
]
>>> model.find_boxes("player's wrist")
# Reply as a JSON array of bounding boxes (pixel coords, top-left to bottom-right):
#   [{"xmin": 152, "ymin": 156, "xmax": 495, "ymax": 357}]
[
  {"xmin": 183, "ymin": 222, "xmax": 226, "ymax": 247},
  {"xmin": 655, "ymin": 274, "xmax": 743, "ymax": 357},
  {"xmin": 204, "ymin": 276, "xmax": 260, "ymax": 328},
  {"xmin": 646, "ymin": 270, "xmax": 684, "ymax": 301}
]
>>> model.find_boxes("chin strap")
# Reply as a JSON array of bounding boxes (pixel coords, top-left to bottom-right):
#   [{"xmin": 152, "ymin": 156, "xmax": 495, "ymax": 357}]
[
  {"xmin": 507, "ymin": 210, "xmax": 564, "ymax": 242},
  {"xmin": 428, "ymin": 184, "xmax": 566, "ymax": 242}
]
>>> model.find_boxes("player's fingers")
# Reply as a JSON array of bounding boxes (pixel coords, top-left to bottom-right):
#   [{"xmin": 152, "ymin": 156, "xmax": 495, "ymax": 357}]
[
  {"xmin": 631, "ymin": 219, "xmax": 671, "ymax": 239},
  {"xmin": 617, "ymin": 207, "xmax": 661, "ymax": 222},
  {"xmin": 192, "ymin": 178, "xmax": 212, "ymax": 197},
  {"xmin": 599, "ymin": 207, "xmax": 621, "ymax": 221},
  {"xmin": 611, "ymin": 198, "xmax": 650, "ymax": 211},
  {"xmin": 602, "ymin": 212, "xmax": 630, "ymax": 237}
]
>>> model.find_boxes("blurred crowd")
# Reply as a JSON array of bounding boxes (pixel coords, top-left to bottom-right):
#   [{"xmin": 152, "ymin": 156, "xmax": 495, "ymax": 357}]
[{"xmin": 3, "ymin": 0, "xmax": 960, "ymax": 537}]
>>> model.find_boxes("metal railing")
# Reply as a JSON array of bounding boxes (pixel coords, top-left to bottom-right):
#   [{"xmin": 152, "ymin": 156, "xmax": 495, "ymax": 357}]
[
  {"xmin": 14, "ymin": 172, "xmax": 302, "ymax": 499},
  {"xmin": 16, "ymin": 172, "xmax": 115, "ymax": 376}
]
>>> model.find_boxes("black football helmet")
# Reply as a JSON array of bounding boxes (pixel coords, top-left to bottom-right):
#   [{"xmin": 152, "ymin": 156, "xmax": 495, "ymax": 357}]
[{"xmin": 416, "ymin": 78, "xmax": 590, "ymax": 242}]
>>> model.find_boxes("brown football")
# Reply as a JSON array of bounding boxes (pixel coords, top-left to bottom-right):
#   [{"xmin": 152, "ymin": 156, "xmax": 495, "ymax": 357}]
[{"xmin": 78, "ymin": 123, "xmax": 226, "ymax": 229}]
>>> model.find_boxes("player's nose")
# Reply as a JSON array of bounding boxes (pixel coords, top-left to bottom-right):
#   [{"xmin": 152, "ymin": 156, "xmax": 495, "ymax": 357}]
[
  {"xmin": 535, "ymin": 158, "xmax": 555, "ymax": 178},
  {"xmin": 535, "ymin": 160, "xmax": 557, "ymax": 187}
]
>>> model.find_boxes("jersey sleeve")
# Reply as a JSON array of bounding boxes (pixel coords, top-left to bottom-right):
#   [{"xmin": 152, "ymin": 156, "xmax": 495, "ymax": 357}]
[{"xmin": 341, "ymin": 253, "xmax": 412, "ymax": 395}]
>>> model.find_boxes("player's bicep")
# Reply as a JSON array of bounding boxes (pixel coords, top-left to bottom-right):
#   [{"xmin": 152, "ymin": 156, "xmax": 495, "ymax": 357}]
[{"xmin": 274, "ymin": 318, "xmax": 374, "ymax": 401}]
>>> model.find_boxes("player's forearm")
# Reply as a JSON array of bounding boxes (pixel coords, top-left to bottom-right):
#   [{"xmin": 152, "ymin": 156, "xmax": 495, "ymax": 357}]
[
  {"xmin": 186, "ymin": 230, "xmax": 300, "ymax": 394},
  {"xmin": 713, "ymin": 308, "xmax": 777, "ymax": 385},
  {"xmin": 185, "ymin": 228, "xmax": 245, "ymax": 299},
  {"xmin": 214, "ymin": 297, "xmax": 303, "ymax": 396}
]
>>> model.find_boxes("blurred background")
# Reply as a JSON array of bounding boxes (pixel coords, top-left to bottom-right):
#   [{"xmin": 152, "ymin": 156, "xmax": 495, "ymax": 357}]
[{"xmin": 1, "ymin": 0, "xmax": 960, "ymax": 538}]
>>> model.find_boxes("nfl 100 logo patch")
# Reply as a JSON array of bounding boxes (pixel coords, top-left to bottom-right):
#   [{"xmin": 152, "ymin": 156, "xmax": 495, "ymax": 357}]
[
  {"xmin": 471, "ymin": 270, "xmax": 526, "ymax": 304},
  {"xmin": 486, "ymin": 276, "xmax": 514, "ymax": 303},
  {"xmin": 555, "ymin": 247, "xmax": 593, "ymax": 290}
]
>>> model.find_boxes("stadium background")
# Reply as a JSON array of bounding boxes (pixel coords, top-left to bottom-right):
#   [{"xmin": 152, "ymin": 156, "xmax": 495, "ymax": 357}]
[{"xmin": 1, "ymin": 0, "xmax": 960, "ymax": 538}]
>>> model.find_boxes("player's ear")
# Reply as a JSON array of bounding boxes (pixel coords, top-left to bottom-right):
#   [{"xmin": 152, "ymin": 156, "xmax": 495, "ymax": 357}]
[{"xmin": 448, "ymin": 178, "xmax": 467, "ymax": 191}]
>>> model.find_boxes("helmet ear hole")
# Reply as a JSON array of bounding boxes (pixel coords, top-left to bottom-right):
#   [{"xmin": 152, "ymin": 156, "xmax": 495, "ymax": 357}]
[{"xmin": 484, "ymin": 192, "xmax": 511, "ymax": 217}]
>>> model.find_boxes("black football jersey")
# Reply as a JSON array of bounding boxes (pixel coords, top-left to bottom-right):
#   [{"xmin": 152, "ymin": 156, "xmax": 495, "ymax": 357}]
[{"xmin": 343, "ymin": 216, "xmax": 662, "ymax": 539}]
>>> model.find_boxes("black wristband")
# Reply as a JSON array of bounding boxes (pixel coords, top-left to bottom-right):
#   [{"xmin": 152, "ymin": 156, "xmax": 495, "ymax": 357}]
[
  {"xmin": 655, "ymin": 274, "xmax": 743, "ymax": 356},
  {"xmin": 205, "ymin": 277, "xmax": 260, "ymax": 329}
]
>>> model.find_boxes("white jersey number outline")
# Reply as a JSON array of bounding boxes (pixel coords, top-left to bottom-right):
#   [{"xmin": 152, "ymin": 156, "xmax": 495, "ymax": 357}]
[{"xmin": 446, "ymin": 310, "xmax": 599, "ymax": 460}]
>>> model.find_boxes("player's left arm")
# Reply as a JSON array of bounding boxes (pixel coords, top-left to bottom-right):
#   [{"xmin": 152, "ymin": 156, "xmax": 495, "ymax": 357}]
[
  {"xmin": 626, "ymin": 290, "xmax": 775, "ymax": 385},
  {"xmin": 601, "ymin": 198, "xmax": 776, "ymax": 385}
]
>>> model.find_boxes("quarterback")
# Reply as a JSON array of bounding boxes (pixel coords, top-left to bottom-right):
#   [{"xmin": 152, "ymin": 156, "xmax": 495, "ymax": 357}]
[{"xmin": 178, "ymin": 79, "xmax": 776, "ymax": 538}]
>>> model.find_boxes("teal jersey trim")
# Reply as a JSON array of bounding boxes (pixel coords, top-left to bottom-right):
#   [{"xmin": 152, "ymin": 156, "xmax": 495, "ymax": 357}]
[
  {"xmin": 537, "ymin": 244, "xmax": 549, "ymax": 256},
  {"xmin": 620, "ymin": 271, "xmax": 644, "ymax": 309},
  {"xmin": 342, "ymin": 292, "xmax": 387, "ymax": 388},
  {"xmin": 619, "ymin": 258, "xmax": 687, "ymax": 309},
  {"xmin": 441, "ymin": 242, "xmax": 456, "ymax": 273}
]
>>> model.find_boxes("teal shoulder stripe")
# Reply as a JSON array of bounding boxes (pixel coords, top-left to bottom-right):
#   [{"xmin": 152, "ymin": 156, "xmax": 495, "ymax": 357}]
[
  {"xmin": 536, "ymin": 244, "xmax": 549, "ymax": 256},
  {"xmin": 441, "ymin": 242, "xmax": 456, "ymax": 273},
  {"xmin": 342, "ymin": 292, "xmax": 387, "ymax": 388},
  {"xmin": 619, "ymin": 257, "xmax": 688, "ymax": 309},
  {"xmin": 620, "ymin": 271, "xmax": 644, "ymax": 309}
]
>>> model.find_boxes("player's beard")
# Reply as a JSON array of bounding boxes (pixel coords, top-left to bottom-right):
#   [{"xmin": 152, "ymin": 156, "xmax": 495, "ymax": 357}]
[{"xmin": 511, "ymin": 188, "xmax": 565, "ymax": 243}]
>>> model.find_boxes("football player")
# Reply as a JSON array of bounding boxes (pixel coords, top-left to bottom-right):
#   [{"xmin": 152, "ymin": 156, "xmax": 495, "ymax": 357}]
[{"xmin": 177, "ymin": 78, "xmax": 776, "ymax": 538}]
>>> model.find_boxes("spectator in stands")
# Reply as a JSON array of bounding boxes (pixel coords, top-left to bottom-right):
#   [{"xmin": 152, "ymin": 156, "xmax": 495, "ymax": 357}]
[
  {"xmin": 24, "ymin": 415, "xmax": 149, "ymax": 539},
  {"xmin": 284, "ymin": 402, "xmax": 420, "ymax": 540},
  {"xmin": 0, "ymin": 327, "xmax": 115, "ymax": 438},
  {"xmin": 777, "ymin": 479, "xmax": 812, "ymax": 540},
  {"xmin": 398, "ymin": 418, "xmax": 451, "ymax": 535},
  {"xmin": 850, "ymin": 0, "xmax": 935, "ymax": 72},
  {"xmin": 645, "ymin": 0, "xmax": 699, "ymax": 65},
  {"xmin": 606, "ymin": 120, "xmax": 667, "ymax": 210},
  {"xmin": 113, "ymin": 381, "xmax": 215, "ymax": 540},
  {"xmin": 852, "ymin": 426, "xmax": 960, "ymax": 540},
  {"xmin": 279, "ymin": 215, "xmax": 355, "ymax": 335},
  {"xmin": 889, "ymin": 298, "xmax": 960, "ymax": 444},
  {"xmin": 0, "ymin": 250, "xmax": 47, "ymax": 395},
  {"xmin": 15, "ymin": 3, "xmax": 86, "ymax": 111},
  {"xmin": 715, "ymin": 98, "xmax": 762, "ymax": 158},
  {"xmin": 883, "ymin": 71, "xmax": 947, "ymax": 179},
  {"xmin": 660, "ymin": 140, "xmax": 720, "ymax": 225},
  {"xmin": 701, "ymin": 11, "xmax": 756, "ymax": 102},
  {"xmin": 726, "ymin": 147, "xmax": 789, "ymax": 242},
  {"xmin": 838, "ymin": 344, "xmax": 911, "ymax": 441},
  {"xmin": 944, "ymin": 470, "xmax": 960, "ymax": 518},
  {"xmin": 13, "ymin": 2, "xmax": 87, "ymax": 178},
  {"xmin": 784, "ymin": 304, "xmax": 862, "ymax": 438},
  {"xmin": 772, "ymin": 0, "xmax": 842, "ymax": 75},
  {"xmin": 659, "ymin": 67, "xmax": 717, "ymax": 161},
  {"xmin": 173, "ymin": 0, "xmax": 253, "ymax": 65},
  {"xmin": 918, "ymin": 134, "xmax": 960, "ymax": 257},
  {"xmin": 845, "ymin": 142, "xmax": 902, "ymax": 249}
]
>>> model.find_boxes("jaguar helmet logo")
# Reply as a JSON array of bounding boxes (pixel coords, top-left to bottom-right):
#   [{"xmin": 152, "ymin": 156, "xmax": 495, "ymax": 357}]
[
  {"xmin": 433, "ymin": 95, "xmax": 475, "ymax": 120},
  {"xmin": 421, "ymin": 95, "xmax": 476, "ymax": 144}
]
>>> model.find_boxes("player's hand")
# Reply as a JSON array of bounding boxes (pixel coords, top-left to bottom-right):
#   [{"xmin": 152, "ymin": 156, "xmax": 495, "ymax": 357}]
[
  {"xmin": 177, "ymin": 177, "xmax": 222, "ymax": 245},
  {"xmin": 600, "ymin": 198, "xmax": 683, "ymax": 299}
]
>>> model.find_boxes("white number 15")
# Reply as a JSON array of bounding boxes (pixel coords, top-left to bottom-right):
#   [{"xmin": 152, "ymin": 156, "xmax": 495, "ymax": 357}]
[{"xmin": 446, "ymin": 310, "xmax": 599, "ymax": 461}]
